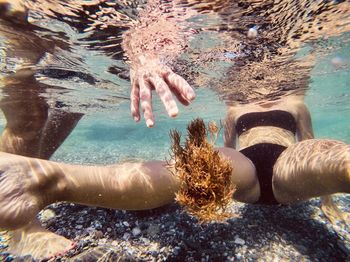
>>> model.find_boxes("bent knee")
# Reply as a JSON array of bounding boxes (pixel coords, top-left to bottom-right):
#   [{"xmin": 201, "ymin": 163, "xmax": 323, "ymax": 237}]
[{"xmin": 232, "ymin": 178, "xmax": 260, "ymax": 204}]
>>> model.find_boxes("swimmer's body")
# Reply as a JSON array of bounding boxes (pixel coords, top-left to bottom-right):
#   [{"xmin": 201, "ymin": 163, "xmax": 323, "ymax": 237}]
[
  {"xmin": 0, "ymin": 0, "xmax": 350, "ymax": 260},
  {"xmin": 224, "ymin": 95, "xmax": 349, "ymax": 205},
  {"xmin": 0, "ymin": 96, "xmax": 349, "ymax": 258}
]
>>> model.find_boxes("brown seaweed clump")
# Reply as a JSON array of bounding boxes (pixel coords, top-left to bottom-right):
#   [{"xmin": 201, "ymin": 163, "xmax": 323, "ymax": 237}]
[{"xmin": 170, "ymin": 118, "xmax": 236, "ymax": 223}]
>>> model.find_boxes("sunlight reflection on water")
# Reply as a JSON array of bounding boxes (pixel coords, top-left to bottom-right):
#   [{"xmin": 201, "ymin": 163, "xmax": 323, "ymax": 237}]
[{"xmin": 0, "ymin": 0, "xmax": 349, "ymax": 163}]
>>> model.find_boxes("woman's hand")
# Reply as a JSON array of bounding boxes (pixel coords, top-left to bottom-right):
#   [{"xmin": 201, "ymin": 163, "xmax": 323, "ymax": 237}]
[{"xmin": 130, "ymin": 57, "xmax": 195, "ymax": 127}]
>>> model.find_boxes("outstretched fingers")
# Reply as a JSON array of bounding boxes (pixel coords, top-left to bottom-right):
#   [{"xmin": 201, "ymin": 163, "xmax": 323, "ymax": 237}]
[
  {"xmin": 130, "ymin": 79, "xmax": 140, "ymax": 122},
  {"xmin": 139, "ymin": 76, "xmax": 155, "ymax": 127},
  {"xmin": 165, "ymin": 71, "xmax": 196, "ymax": 105},
  {"xmin": 129, "ymin": 65, "xmax": 195, "ymax": 126},
  {"xmin": 149, "ymin": 74, "xmax": 179, "ymax": 118}
]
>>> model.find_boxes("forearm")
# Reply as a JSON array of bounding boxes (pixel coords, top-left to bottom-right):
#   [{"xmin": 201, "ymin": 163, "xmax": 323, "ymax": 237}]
[
  {"xmin": 61, "ymin": 160, "xmax": 179, "ymax": 210},
  {"xmin": 122, "ymin": 1, "xmax": 197, "ymax": 126}
]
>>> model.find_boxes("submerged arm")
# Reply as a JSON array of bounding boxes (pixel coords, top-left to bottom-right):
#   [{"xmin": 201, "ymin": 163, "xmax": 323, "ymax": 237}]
[{"xmin": 122, "ymin": 0, "xmax": 196, "ymax": 127}]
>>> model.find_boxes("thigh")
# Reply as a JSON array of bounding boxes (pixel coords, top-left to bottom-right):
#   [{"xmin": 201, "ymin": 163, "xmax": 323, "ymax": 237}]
[
  {"xmin": 272, "ymin": 139, "xmax": 350, "ymax": 204},
  {"xmin": 218, "ymin": 147, "xmax": 260, "ymax": 203}
]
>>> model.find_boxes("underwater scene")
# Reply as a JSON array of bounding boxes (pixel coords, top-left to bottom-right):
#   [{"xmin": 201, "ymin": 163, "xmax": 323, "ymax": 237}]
[{"xmin": 0, "ymin": 0, "xmax": 350, "ymax": 261}]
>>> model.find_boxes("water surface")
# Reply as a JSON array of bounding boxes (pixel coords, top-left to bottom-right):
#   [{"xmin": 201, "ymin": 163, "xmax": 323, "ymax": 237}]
[{"xmin": 1, "ymin": 0, "xmax": 348, "ymax": 163}]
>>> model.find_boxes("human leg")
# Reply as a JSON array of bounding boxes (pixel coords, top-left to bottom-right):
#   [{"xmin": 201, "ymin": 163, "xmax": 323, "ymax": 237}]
[
  {"xmin": 0, "ymin": 152, "xmax": 68, "ymax": 230},
  {"xmin": 272, "ymin": 139, "xmax": 350, "ymax": 204},
  {"xmin": 0, "ymin": 153, "xmax": 178, "ymax": 230},
  {"xmin": 0, "ymin": 153, "xmax": 178, "ymax": 259},
  {"xmin": 0, "ymin": 6, "xmax": 81, "ymax": 258},
  {"xmin": 218, "ymin": 147, "xmax": 260, "ymax": 204},
  {"xmin": 6, "ymin": 218, "xmax": 74, "ymax": 260},
  {"xmin": 60, "ymin": 160, "xmax": 179, "ymax": 210},
  {"xmin": 0, "ymin": 72, "xmax": 82, "ymax": 258},
  {"xmin": 0, "ymin": 152, "xmax": 75, "ymax": 259}
]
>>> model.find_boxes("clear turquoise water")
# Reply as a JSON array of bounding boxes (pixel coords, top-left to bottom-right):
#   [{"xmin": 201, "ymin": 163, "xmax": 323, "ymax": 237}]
[
  {"xmin": 0, "ymin": 2, "xmax": 348, "ymax": 166},
  {"xmin": 50, "ymin": 88, "xmax": 226, "ymax": 164},
  {"xmin": 307, "ymin": 43, "xmax": 350, "ymax": 142},
  {"xmin": 0, "ymin": 3, "xmax": 349, "ymax": 261},
  {"xmin": 48, "ymin": 41, "xmax": 350, "ymax": 165}
]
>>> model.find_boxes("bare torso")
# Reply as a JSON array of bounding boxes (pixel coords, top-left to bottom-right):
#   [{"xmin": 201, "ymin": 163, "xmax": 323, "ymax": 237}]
[{"xmin": 225, "ymin": 95, "xmax": 310, "ymax": 150}]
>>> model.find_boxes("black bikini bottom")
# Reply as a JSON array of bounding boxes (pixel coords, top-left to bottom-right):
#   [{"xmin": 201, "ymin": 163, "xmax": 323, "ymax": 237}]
[{"xmin": 239, "ymin": 143, "xmax": 287, "ymax": 205}]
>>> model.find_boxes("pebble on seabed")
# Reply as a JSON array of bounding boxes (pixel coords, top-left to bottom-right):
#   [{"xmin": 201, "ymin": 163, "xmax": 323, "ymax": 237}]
[
  {"xmin": 132, "ymin": 227, "xmax": 142, "ymax": 237},
  {"xmin": 247, "ymin": 27, "xmax": 258, "ymax": 38},
  {"xmin": 1, "ymin": 196, "xmax": 349, "ymax": 261},
  {"xmin": 234, "ymin": 236, "xmax": 245, "ymax": 245}
]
